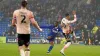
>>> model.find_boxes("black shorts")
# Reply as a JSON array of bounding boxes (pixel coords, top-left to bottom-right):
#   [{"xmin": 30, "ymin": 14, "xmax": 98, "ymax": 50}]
[
  {"xmin": 18, "ymin": 34, "xmax": 30, "ymax": 47},
  {"xmin": 63, "ymin": 33, "xmax": 71, "ymax": 42},
  {"xmin": 63, "ymin": 33, "xmax": 70, "ymax": 39}
]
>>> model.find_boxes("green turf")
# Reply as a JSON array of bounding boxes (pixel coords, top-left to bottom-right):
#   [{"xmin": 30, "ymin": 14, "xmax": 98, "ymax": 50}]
[{"xmin": 0, "ymin": 44, "xmax": 100, "ymax": 56}]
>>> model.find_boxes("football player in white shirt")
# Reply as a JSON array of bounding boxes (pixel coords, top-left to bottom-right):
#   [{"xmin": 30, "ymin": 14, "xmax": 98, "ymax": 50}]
[
  {"xmin": 60, "ymin": 11, "xmax": 77, "ymax": 56},
  {"xmin": 12, "ymin": 1, "xmax": 42, "ymax": 56}
]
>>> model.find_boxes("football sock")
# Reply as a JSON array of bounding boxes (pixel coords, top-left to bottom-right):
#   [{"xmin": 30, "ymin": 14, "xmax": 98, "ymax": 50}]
[
  {"xmin": 48, "ymin": 45, "xmax": 54, "ymax": 52},
  {"xmin": 25, "ymin": 49, "xmax": 30, "ymax": 56}
]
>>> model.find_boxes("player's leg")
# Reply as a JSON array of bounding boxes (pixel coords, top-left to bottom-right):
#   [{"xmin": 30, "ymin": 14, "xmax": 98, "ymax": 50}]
[
  {"xmin": 24, "ymin": 34, "xmax": 30, "ymax": 56},
  {"xmin": 19, "ymin": 46, "xmax": 25, "ymax": 56},
  {"xmin": 47, "ymin": 41, "xmax": 54, "ymax": 53},
  {"xmin": 25, "ymin": 46, "xmax": 30, "ymax": 56},
  {"xmin": 60, "ymin": 40, "xmax": 71, "ymax": 56},
  {"xmin": 18, "ymin": 34, "xmax": 25, "ymax": 56},
  {"xmin": 60, "ymin": 34, "xmax": 71, "ymax": 56},
  {"xmin": 47, "ymin": 36, "xmax": 54, "ymax": 53},
  {"xmin": 61, "ymin": 40, "xmax": 71, "ymax": 52}
]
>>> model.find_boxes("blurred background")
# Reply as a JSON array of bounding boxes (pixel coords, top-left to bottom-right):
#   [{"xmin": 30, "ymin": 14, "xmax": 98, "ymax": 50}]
[{"xmin": 0, "ymin": 0, "xmax": 100, "ymax": 45}]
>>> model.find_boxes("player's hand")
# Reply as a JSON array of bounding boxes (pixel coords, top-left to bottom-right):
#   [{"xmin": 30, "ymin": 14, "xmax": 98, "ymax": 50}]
[
  {"xmin": 39, "ymin": 28, "xmax": 43, "ymax": 32},
  {"xmin": 72, "ymin": 10, "xmax": 76, "ymax": 15}
]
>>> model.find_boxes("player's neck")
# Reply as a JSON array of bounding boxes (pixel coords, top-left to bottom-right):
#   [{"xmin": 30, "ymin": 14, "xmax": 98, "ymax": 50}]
[{"xmin": 21, "ymin": 7, "xmax": 27, "ymax": 9}]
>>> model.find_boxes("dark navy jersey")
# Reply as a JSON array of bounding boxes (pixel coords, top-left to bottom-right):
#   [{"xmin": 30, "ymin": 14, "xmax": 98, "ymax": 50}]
[
  {"xmin": 40, "ymin": 25, "xmax": 62, "ymax": 38},
  {"xmin": 48, "ymin": 25, "xmax": 62, "ymax": 37}
]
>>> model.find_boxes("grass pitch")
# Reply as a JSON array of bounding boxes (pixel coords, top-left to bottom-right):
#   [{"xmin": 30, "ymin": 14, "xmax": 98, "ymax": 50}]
[{"xmin": 0, "ymin": 44, "xmax": 100, "ymax": 56}]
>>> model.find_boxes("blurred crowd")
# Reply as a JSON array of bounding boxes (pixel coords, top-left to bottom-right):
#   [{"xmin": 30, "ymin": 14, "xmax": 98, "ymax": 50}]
[
  {"xmin": 0, "ymin": 0, "xmax": 99, "ymax": 23},
  {"xmin": 0, "ymin": 0, "xmax": 100, "ymax": 45}
]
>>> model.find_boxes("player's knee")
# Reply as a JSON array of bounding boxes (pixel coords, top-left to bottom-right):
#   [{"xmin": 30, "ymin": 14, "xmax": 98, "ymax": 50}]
[
  {"xmin": 25, "ymin": 48, "xmax": 30, "ymax": 51},
  {"xmin": 25, "ymin": 45, "xmax": 28, "ymax": 48},
  {"xmin": 18, "ymin": 46, "xmax": 24, "ymax": 51},
  {"xmin": 24, "ymin": 43, "xmax": 29, "ymax": 48},
  {"xmin": 51, "ymin": 44, "xmax": 54, "ymax": 46},
  {"xmin": 67, "ymin": 40, "xmax": 71, "ymax": 42},
  {"xmin": 50, "ymin": 41, "xmax": 54, "ymax": 46}
]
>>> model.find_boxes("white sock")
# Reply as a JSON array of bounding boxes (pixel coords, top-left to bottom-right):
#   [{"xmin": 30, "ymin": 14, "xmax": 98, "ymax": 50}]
[
  {"xmin": 25, "ymin": 49, "xmax": 30, "ymax": 56},
  {"xmin": 61, "ymin": 42, "xmax": 71, "ymax": 52},
  {"xmin": 20, "ymin": 49, "xmax": 25, "ymax": 56}
]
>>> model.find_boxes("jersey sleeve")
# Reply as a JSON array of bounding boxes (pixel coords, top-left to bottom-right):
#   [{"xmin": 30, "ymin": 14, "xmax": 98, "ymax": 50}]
[
  {"xmin": 61, "ymin": 18, "xmax": 67, "ymax": 25},
  {"xmin": 67, "ymin": 15, "xmax": 77, "ymax": 23}
]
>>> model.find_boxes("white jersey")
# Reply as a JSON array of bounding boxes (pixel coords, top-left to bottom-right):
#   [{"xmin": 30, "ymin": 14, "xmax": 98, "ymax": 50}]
[
  {"xmin": 61, "ymin": 15, "xmax": 77, "ymax": 33},
  {"xmin": 13, "ymin": 8, "xmax": 34, "ymax": 34}
]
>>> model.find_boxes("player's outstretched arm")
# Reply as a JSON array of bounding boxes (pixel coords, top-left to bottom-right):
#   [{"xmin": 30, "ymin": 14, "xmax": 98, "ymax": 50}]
[
  {"xmin": 67, "ymin": 11, "xmax": 77, "ymax": 23},
  {"xmin": 30, "ymin": 12, "xmax": 42, "ymax": 32},
  {"xmin": 30, "ymin": 18, "xmax": 42, "ymax": 32}
]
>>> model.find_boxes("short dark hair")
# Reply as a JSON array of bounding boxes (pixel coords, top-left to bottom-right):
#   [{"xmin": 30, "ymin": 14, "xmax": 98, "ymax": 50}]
[
  {"xmin": 65, "ymin": 13, "xmax": 69, "ymax": 17},
  {"xmin": 54, "ymin": 21, "xmax": 59, "ymax": 25},
  {"xmin": 21, "ymin": 0, "xmax": 27, "ymax": 7}
]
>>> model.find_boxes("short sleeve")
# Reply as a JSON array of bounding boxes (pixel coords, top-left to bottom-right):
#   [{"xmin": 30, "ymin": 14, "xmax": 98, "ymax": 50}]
[{"xmin": 61, "ymin": 18, "xmax": 67, "ymax": 24}]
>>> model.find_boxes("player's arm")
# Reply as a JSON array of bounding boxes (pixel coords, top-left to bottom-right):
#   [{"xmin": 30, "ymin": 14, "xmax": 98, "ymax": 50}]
[
  {"xmin": 57, "ymin": 27, "xmax": 62, "ymax": 35},
  {"xmin": 30, "ymin": 12, "xmax": 42, "ymax": 32},
  {"xmin": 67, "ymin": 11, "xmax": 77, "ymax": 23},
  {"xmin": 58, "ymin": 26, "xmax": 62, "ymax": 32},
  {"xmin": 12, "ymin": 11, "xmax": 16, "ymax": 27}
]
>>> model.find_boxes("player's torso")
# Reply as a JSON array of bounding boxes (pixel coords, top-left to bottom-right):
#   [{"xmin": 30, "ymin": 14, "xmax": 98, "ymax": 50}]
[
  {"xmin": 51, "ymin": 26, "xmax": 59, "ymax": 35},
  {"xmin": 15, "ymin": 9, "xmax": 31, "ymax": 34},
  {"xmin": 61, "ymin": 18, "xmax": 71, "ymax": 33}
]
